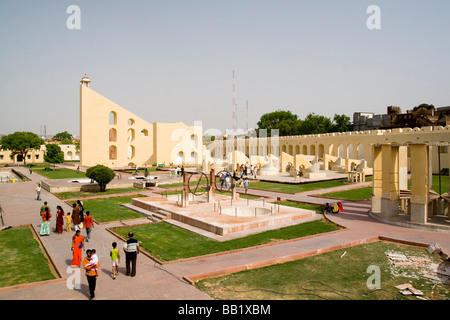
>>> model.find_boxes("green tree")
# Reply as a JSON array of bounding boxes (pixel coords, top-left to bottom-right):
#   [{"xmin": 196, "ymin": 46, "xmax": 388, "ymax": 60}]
[
  {"xmin": 53, "ymin": 131, "xmax": 73, "ymax": 142},
  {"xmin": 44, "ymin": 144, "xmax": 65, "ymax": 169},
  {"xmin": 0, "ymin": 132, "xmax": 44, "ymax": 165},
  {"xmin": 85, "ymin": 165, "xmax": 116, "ymax": 192},
  {"xmin": 256, "ymin": 110, "xmax": 300, "ymax": 136},
  {"xmin": 298, "ymin": 113, "xmax": 332, "ymax": 135},
  {"xmin": 330, "ymin": 114, "xmax": 352, "ymax": 133}
]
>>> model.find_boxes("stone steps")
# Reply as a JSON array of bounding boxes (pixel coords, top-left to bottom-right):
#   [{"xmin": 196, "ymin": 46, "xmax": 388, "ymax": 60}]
[{"xmin": 121, "ymin": 203, "xmax": 169, "ymax": 222}]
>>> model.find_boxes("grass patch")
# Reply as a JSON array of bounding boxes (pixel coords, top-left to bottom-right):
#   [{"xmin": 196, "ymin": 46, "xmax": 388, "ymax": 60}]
[
  {"xmin": 277, "ymin": 200, "xmax": 325, "ymax": 214},
  {"xmin": 196, "ymin": 241, "xmax": 450, "ymax": 300},
  {"xmin": 248, "ymin": 179, "xmax": 349, "ymax": 194},
  {"xmin": 82, "ymin": 195, "xmax": 146, "ymax": 223},
  {"xmin": 34, "ymin": 168, "xmax": 85, "ymax": 180},
  {"xmin": 431, "ymin": 174, "xmax": 449, "ymax": 195},
  {"xmin": 56, "ymin": 187, "xmax": 141, "ymax": 199},
  {"xmin": 319, "ymin": 186, "xmax": 373, "ymax": 201},
  {"xmin": 112, "ymin": 219, "xmax": 340, "ymax": 261},
  {"xmin": 0, "ymin": 226, "xmax": 56, "ymax": 288}
]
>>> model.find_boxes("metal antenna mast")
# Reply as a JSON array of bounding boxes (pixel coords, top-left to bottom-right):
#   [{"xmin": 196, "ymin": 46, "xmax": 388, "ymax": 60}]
[
  {"xmin": 232, "ymin": 70, "xmax": 237, "ymax": 133},
  {"xmin": 246, "ymin": 99, "xmax": 249, "ymax": 132}
]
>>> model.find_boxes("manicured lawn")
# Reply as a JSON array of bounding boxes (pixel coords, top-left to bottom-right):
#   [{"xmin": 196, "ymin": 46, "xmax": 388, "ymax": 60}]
[
  {"xmin": 277, "ymin": 200, "xmax": 325, "ymax": 214},
  {"xmin": 112, "ymin": 219, "xmax": 340, "ymax": 261},
  {"xmin": 196, "ymin": 241, "xmax": 449, "ymax": 300},
  {"xmin": 81, "ymin": 195, "xmax": 146, "ymax": 223},
  {"xmin": 431, "ymin": 174, "xmax": 449, "ymax": 195},
  {"xmin": 319, "ymin": 186, "xmax": 373, "ymax": 201},
  {"xmin": 34, "ymin": 168, "xmax": 85, "ymax": 179},
  {"xmin": 0, "ymin": 226, "xmax": 57, "ymax": 288},
  {"xmin": 248, "ymin": 179, "xmax": 349, "ymax": 194},
  {"xmin": 158, "ymin": 176, "xmax": 209, "ymax": 189},
  {"xmin": 56, "ymin": 187, "xmax": 141, "ymax": 199}
]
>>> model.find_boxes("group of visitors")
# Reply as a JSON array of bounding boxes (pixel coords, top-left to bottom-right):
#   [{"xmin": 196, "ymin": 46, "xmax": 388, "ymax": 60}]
[
  {"xmin": 173, "ymin": 165, "xmax": 184, "ymax": 177},
  {"xmin": 71, "ymin": 231, "xmax": 139, "ymax": 300},
  {"xmin": 38, "ymin": 200, "xmax": 94, "ymax": 239},
  {"xmin": 218, "ymin": 169, "xmax": 250, "ymax": 193},
  {"xmin": 324, "ymin": 202, "xmax": 343, "ymax": 214},
  {"xmin": 36, "ymin": 195, "xmax": 140, "ymax": 300}
]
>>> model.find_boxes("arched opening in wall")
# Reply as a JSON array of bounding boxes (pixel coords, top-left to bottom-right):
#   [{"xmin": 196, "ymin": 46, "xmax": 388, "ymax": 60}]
[
  {"xmin": 281, "ymin": 145, "xmax": 287, "ymax": 153},
  {"xmin": 190, "ymin": 134, "xmax": 197, "ymax": 149},
  {"xmin": 109, "ymin": 128, "xmax": 117, "ymax": 142},
  {"xmin": 127, "ymin": 145, "xmax": 135, "ymax": 159},
  {"xmin": 75, "ymin": 152, "xmax": 80, "ymax": 160},
  {"xmin": 318, "ymin": 144, "xmax": 324, "ymax": 159},
  {"xmin": 190, "ymin": 151, "xmax": 197, "ymax": 164},
  {"xmin": 109, "ymin": 111, "xmax": 117, "ymax": 125},
  {"xmin": 177, "ymin": 151, "xmax": 184, "ymax": 164},
  {"xmin": 67, "ymin": 151, "xmax": 73, "ymax": 160},
  {"xmin": 128, "ymin": 118, "xmax": 135, "ymax": 126},
  {"xmin": 127, "ymin": 129, "xmax": 135, "ymax": 142},
  {"xmin": 295, "ymin": 145, "xmax": 300, "ymax": 155},
  {"xmin": 347, "ymin": 144, "xmax": 354, "ymax": 159},
  {"xmin": 357, "ymin": 144, "xmax": 364, "ymax": 160},
  {"xmin": 310, "ymin": 145, "xmax": 316, "ymax": 156},
  {"xmin": 260, "ymin": 146, "xmax": 265, "ymax": 156},
  {"xmin": 141, "ymin": 129, "xmax": 148, "ymax": 137},
  {"xmin": 328, "ymin": 144, "xmax": 335, "ymax": 157},
  {"xmin": 109, "ymin": 145, "xmax": 117, "ymax": 160},
  {"xmin": 288, "ymin": 145, "xmax": 293, "ymax": 156},
  {"xmin": 302, "ymin": 145, "xmax": 308, "ymax": 155},
  {"xmin": 338, "ymin": 144, "xmax": 344, "ymax": 158}
]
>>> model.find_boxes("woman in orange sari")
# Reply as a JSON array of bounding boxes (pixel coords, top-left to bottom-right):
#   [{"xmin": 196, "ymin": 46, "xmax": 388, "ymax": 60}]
[{"xmin": 71, "ymin": 230, "xmax": 85, "ymax": 267}]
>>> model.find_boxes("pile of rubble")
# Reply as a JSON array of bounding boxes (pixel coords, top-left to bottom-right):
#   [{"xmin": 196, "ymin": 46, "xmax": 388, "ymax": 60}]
[{"xmin": 386, "ymin": 244, "xmax": 450, "ymax": 298}]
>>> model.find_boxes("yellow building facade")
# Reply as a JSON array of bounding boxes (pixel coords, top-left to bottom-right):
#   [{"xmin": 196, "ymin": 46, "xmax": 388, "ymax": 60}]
[{"xmin": 79, "ymin": 76, "xmax": 202, "ymax": 168}]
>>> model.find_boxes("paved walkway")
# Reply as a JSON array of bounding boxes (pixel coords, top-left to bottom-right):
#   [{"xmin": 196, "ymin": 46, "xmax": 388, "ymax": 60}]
[{"xmin": 0, "ymin": 167, "xmax": 449, "ymax": 300}]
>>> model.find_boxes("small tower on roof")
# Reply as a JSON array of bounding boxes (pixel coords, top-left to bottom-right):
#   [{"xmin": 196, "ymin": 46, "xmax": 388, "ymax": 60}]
[{"xmin": 81, "ymin": 74, "xmax": 91, "ymax": 87}]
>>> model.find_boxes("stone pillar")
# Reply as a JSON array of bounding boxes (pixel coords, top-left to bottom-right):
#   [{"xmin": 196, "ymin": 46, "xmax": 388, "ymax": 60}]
[
  {"xmin": 208, "ymin": 169, "xmax": 215, "ymax": 203},
  {"xmin": 380, "ymin": 145, "xmax": 399, "ymax": 218},
  {"xmin": 182, "ymin": 171, "xmax": 189, "ymax": 207},
  {"xmin": 398, "ymin": 146, "xmax": 408, "ymax": 191},
  {"xmin": 371, "ymin": 145, "xmax": 382, "ymax": 214},
  {"xmin": 410, "ymin": 144, "xmax": 429, "ymax": 224},
  {"xmin": 428, "ymin": 146, "xmax": 433, "ymax": 190}
]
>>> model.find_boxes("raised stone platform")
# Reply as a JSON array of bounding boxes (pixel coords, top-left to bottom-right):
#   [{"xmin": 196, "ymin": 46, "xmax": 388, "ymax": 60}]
[{"xmin": 130, "ymin": 195, "xmax": 320, "ymax": 239}]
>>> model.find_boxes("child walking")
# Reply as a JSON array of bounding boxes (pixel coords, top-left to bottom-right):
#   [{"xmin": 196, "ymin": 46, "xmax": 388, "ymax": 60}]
[
  {"xmin": 110, "ymin": 242, "xmax": 120, "ymax": 279},
  {"xmin": 64, "ymin": 212, "xmax": 72, "ymax": 232}
]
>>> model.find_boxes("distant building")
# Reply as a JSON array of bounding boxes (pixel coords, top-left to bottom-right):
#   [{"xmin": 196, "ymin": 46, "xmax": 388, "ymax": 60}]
[{"xmin": 353, "ymin": 104, "xmax": 450, "ymax": 131}]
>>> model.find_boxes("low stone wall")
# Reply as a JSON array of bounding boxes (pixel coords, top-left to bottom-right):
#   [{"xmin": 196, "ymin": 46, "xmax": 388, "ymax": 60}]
[{"xmin": 41, "ymin": 180, "xmax": 143, "ymax": 193}]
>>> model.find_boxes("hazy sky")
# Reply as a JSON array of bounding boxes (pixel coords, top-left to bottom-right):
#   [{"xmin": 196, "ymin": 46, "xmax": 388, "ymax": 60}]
[{"xmin": 1, "ymin": 0, "xmax": 449, "ymax": 137}]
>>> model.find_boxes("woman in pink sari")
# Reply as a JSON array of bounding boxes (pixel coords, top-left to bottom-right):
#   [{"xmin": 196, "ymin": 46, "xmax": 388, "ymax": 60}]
[{"xmin": 71, "ymin": 230, "xmax": 85, "ymax": 267}]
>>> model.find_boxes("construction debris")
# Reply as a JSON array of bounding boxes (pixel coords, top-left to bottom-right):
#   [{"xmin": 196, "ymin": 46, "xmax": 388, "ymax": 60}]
[{"xmin": 387, "ymin": 246, "xmax": 450, "ymax": 298}]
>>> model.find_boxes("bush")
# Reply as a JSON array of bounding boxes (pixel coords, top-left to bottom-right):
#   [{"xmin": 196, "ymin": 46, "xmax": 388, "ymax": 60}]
[{"xmin": 85, "ymin": 165, "xmax": 115, "ymax": 192}]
